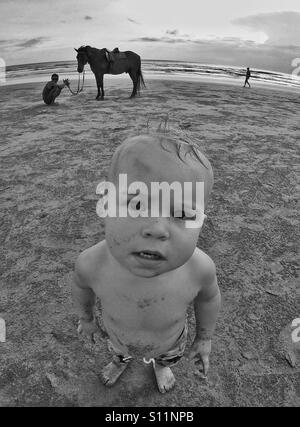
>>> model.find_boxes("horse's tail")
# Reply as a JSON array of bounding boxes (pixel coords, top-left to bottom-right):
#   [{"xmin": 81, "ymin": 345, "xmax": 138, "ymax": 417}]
[{"xmin": 136, "ymin": 62, "xmax": 146, "ymax": 95}]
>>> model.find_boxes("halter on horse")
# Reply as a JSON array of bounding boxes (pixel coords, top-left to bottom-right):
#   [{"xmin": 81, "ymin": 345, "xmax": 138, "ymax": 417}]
[{"xmin": 65, "ymin": 48, "xmax": 87, "ymax": 95}]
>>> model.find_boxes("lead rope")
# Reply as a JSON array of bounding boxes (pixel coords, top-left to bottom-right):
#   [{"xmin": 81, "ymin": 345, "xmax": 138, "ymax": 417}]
[{"xmin": 66, "ymin": 70, "xmax": 85, "ymax": 95}]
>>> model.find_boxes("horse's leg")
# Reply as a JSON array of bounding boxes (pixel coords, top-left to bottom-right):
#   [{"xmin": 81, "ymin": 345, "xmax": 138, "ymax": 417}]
[
  {"xmin": 95, "ymin": 75, "xmax": 101, "ymax": 99},
  {"xmin": 129, "ymin": 71, "xmax": 137, "ymax": 98},
  {"xmin": 100, "ymin": 75, "xmax": 105, "ymax": 99},
  {"xmin": 95, "ymin": 74, "xmax": 104, "ymax": 100}
]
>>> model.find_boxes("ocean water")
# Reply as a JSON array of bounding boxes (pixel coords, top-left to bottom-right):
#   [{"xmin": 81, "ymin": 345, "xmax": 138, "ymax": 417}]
[{"xmin": 3, "ymin": 59, "xmax": 300, "ymax": 91}]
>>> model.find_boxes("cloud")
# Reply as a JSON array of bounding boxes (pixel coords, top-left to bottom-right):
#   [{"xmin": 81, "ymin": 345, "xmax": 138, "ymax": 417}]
[
  {"xmin": 132, "ymin": 35, "xmax": 256, "ymax": 45},
  {"xmin": 131, "ymin": 36, "xmax": 192, "ymax": 44},
  {"xmin": 132, "ymin": 29, "xmax": 194, "ymax": 44},
  {"xmin": 0, "ymin": 37, "xmax": 49, "ymax": 51},
  {"xmin": 130, "ymin": 34, "xmax": 300, "ymax": 73},
  {"xmin": 84, "ymin": 15, "xmax": 92, "ymax": 20},
  {"xmin": 232, "ymin": 11, "xmax": 300, "ymax": 46},
  {"xmin": 0, "ymin": 39, "xmax": 19, "ymax": 47},
  {"xmin": 195, "ymin": 37, "xmax": 257, "ymax": 48},
  {"xmin": 129, "ymin": 11, "xmax": 300, "ymax": 72},
  {"xmin": 166, "ymin": 29, "xmax": 179, "ymax": 36},
  {"xmin": 128, "ymin": 17, "xmax": 140, "ymax": 24},
  {"xmin": 16, "ymin": 37, "xmax": 48, "ymax": 48},
  {"xmin": 131, "ymin": 37, "xmax": 161, "ymax": 42}
]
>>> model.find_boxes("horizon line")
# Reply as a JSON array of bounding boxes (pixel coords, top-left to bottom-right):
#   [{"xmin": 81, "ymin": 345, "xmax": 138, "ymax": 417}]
[{"xmin": 4, "ymin": 58, "xmax": 295, "ymax": 77}]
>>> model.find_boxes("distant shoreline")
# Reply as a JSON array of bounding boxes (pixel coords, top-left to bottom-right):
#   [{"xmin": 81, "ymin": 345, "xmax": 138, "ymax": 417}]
[
  {"xmin": 1, "ymin": 74, "xmax": 300, "ymax": 96},
  {"xmin": 2, "ymin": 59, "xmax": 300, "ymax": 93}
]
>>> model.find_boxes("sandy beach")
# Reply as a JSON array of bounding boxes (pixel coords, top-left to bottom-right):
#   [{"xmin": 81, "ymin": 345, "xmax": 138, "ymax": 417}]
[{"xmin": 0, "ymin": 77, "xmax": 299, "ymax": 406}]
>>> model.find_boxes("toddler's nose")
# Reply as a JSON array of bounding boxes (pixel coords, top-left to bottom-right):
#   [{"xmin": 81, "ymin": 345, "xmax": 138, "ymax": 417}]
[{"xmin": 141, "ymin": 219, "xmax": 170, "ymax": 240}]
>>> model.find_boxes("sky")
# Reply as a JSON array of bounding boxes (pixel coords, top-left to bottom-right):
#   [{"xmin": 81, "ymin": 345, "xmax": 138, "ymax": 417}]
[{"xmin": 1, "ymin": 0, "xmax": 300, "ymax": 73}]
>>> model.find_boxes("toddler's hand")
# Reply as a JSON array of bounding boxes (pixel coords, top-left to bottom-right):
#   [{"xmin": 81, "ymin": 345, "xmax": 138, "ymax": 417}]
[
  {"xmin": 77, "ymin": 319, "xmax": 99, "ymax": 344},
  {"xmin": 188, "ymin": 338, "xmax": 211, "ymax": 376}
]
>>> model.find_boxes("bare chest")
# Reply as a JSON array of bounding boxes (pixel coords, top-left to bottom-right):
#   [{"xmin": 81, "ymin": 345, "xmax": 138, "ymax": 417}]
[{"xmin": 92, "ymin": 271, "xmax": 199, "ymax": 331}]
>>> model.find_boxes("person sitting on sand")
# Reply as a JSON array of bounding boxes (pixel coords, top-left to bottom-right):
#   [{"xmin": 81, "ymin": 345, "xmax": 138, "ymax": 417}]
[
  {"xmin": 42, "ymin": 73, "xmax": 70, "ymax": 105},
  {"xmin": 244, "ymin": 67, "xmax": 251, "ymax": 88},
  {"xmin": 72, "ymin": 132, "xmax": 221, "ymax": 393}
]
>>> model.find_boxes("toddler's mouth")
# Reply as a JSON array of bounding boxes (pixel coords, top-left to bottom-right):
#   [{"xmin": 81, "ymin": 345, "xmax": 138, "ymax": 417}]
[{"xmin": 133, "ymin": 250, "xmax": 165, "ymax": 261}]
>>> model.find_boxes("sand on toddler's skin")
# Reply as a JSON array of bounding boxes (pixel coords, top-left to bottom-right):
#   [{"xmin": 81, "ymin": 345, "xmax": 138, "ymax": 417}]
[{"xmin": 0, "ymin": 78, "xmax": 299, "ymax": 407}]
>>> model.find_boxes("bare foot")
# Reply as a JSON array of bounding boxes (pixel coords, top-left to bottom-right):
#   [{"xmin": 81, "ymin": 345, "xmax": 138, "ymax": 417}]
[
  {"xmin": 153, "ymin": 363, "xmax": 176, "ymax": 393},
  {"xmin": 101, "ymin": 360, "xmax": 129, "ymax": 387}
]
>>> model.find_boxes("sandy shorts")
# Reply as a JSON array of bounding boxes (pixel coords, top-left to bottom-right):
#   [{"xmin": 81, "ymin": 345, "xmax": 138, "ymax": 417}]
[{"xmin": 107, "ymin": 321, "xmax": 188, "ymax": 368}]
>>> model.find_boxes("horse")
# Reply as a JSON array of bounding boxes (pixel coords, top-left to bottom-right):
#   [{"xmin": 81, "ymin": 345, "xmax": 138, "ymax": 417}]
[{"xmin": 74, "ymin": 45, "xmax": 145, "ymax": 100}]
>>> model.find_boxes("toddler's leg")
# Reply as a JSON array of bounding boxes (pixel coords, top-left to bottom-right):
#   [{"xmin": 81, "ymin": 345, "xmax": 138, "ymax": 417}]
[
  {"xmin": 102, "ymin": 341, "xmax": 132, "ymax": 387},
  {"xmin": 152, "ymin": 322, "xmax": 188, "ymax": 393},
  {"xmin": 101, "ymin": 354, "xmax": 131, "ymax": 386},
  {"xmin": 153, "ymin": 361, "xmax": 176, "ymax": 394}
]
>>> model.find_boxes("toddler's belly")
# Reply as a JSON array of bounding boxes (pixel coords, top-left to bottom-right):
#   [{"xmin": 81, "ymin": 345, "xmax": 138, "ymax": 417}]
[{"xmin": 103, "ymin": 314, "xmax": 186, "ymax": 359}]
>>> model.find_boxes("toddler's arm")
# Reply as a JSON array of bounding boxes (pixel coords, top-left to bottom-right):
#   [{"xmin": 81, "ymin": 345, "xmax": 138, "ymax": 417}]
[
  {"xmin": 72, "ymin": 253, "xmax": 100, "ymax": 342},
  {"xmin": 194, "ymin": 265, "xmax": 220, "ymax": 341},
  {"xmin": 189, "ymin": 257, "xmax": 221, "ymax": 374},
  {"xmin": 72, "ymin": 256, "xmax": 96, "ymax": 322}
]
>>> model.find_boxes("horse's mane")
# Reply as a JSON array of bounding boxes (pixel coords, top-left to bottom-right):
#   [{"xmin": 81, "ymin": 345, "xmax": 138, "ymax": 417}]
[
  {"xmin": 77, "ymin": 45, "xmax": 106, "ymax": 53},
  {"xmin": 77, "ymin": 45, "xmax": 90, "ymax": 52}
]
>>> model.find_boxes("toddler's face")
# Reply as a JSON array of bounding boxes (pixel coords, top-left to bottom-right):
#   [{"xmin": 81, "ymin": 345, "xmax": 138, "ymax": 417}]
[{"xmin": 104, "ymin": 142, "xmax": 209, "ymax": 278}]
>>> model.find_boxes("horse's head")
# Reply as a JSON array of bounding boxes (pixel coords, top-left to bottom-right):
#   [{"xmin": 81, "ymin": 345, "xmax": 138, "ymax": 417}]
[{"xmin": 75, "ymin": 46, "xmax": 89, "ymax": 73}]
